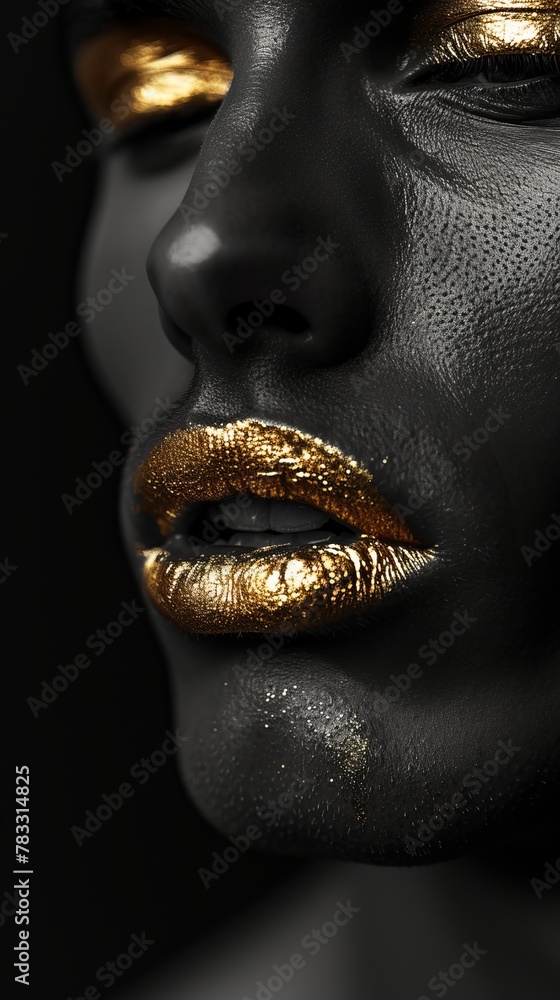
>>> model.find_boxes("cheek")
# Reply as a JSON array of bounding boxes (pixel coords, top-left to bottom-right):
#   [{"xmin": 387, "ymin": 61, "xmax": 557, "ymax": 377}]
[
  {"xmin": 383, "ymin": 142, "xmax": 560, "ymax": 532},
  {"xmin": 78, "ymin": 151, "xmax": 196, "ymax": 423}
]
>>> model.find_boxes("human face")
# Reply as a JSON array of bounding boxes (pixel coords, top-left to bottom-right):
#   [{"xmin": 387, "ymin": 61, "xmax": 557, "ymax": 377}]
[{"xmin": 70, "ymin": 0, "xmax": 560, "ymax": 863}]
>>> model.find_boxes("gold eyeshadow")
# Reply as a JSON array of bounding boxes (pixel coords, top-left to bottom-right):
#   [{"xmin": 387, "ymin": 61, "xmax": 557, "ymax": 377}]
[
  {"xmin": 414, "ymin": 2, "xmax": 560, "ymax": 62},
  {"xmin": 74, "ymin": 19, "xmax": 232, "ymax": 132}
]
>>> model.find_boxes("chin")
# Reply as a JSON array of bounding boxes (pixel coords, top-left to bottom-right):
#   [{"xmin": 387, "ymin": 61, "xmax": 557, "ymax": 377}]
[
  {"xmin": 122, "ymin": 439, "xmax": 551, "ymax": 865},
  {"xmin": 118, "ymin": 405, "xmax": 559, "ymax": 865},
  {"xmin": 137, "ymin": 609, "xmax": 541, "ymax": 866}
]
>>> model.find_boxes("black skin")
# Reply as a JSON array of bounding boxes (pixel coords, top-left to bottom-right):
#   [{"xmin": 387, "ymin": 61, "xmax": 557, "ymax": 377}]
[{"xmin": 71, "ymin": 0, "xmax": 560, "ymax": 862}]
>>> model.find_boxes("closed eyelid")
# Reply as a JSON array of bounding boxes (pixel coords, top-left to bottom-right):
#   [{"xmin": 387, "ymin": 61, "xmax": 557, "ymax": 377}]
[
  {"xmin": 412, "ymin": 2, "xmax": 560, "ymax": 60},
  {"xmin": 73, "ymin": 18, "xmax": 233, "ymax": 133},
  {"xmin": 418, "ymin": 0, "xmax": 560, "ymax": 30}
]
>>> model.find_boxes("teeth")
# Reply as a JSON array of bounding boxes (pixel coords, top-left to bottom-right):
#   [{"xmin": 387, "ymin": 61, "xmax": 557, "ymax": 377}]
[
  {"xmin": 207, "ymin": 496, "xmax": 269, "ymax": 532},
  {"xmin": 166, "ymin": 525, "xmax": 357, "ymax": 560},
  {"xmin": 166, "ymin": 535, "xmax": 209, "ymax": 560},
  {"xmin": 206, "ymin": 496, "xmax": 330, "ymax": 534},
  {"xmin": 269, "ymin": 501, "xmax": 329, "ymax": 533}
]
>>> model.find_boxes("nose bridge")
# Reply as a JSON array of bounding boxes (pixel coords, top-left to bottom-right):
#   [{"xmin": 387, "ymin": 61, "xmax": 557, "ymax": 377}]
[
  {"xmin": 147, "ymin": 25, "xmax": 377, "ymax": 365},
  {"xmin": 182, "ymin": 98, "xmax": 301, "ymax": 231},
  {"xmin": 177, "ymin": 25, "xmax": 340, "ymax": 233}
]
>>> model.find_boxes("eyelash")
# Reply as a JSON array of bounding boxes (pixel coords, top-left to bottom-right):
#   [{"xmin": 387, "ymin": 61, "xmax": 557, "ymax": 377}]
[
  {"xmin": 418, "ymin": 52, "xmax": 560, "ymax": 87},
  {"xmin": 106, "ymin": 101, "xmax": 220, "ymax": 154},
  {"xmin": 108, "ymin": 50, "xmax": 560, "ymax": 152}
]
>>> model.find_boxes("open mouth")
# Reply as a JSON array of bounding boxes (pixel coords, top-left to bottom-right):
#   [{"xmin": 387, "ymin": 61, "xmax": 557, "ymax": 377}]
[
  {"xmin": 163, "ymin": 494, "xmax": 360, "ymax": 558},
  {"xmin": 133, "ymin": 420, "xmax": 436, "ymax": 633}
]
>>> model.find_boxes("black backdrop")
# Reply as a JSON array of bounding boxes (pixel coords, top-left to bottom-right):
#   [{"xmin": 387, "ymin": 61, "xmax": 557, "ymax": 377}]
[{"xmin": 0, "ymin": 3, "xmax": 301, "ymax": 996}]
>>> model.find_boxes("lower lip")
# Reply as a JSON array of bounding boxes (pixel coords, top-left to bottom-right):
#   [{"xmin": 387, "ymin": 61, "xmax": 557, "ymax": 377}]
[{"xmin": 140, "ymin": 536, "xmax": 434, "ymax": 634}]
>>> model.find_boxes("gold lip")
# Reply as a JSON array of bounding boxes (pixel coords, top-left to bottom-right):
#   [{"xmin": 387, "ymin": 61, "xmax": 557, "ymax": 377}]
[
  {"xmin": 134, "ymin": 420, "xmax": 435, "ymax": 634},
  {"xmin": 135, "ymin": 420, "xmax": 417, "ymax": 541}
]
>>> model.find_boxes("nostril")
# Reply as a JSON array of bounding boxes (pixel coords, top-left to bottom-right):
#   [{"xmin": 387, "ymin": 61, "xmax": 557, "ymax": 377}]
[{"xmin": 225, "ymin": 301, "xmax": 310, "ymax": 339}]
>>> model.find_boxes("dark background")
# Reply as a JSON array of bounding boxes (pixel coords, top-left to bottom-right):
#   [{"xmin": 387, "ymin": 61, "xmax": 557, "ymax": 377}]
[{"xmin": 0, "ymin": 3, "xmax": 300, "ymax": 996}]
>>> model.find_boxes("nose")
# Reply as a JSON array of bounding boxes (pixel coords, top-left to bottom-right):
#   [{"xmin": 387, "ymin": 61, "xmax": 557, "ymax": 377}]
[
  {"xmin": 146, "ymin": 59, "xmax": 375, "ymax": 366},
  {"xmin": 148, "ymin": 205, "xmax": 370, "ymax": 364}
]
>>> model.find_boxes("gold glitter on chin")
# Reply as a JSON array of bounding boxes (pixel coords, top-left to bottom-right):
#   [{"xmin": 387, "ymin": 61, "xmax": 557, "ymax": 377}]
[
  {"xmin": 141, "ymin": 538, "xmax": 433, "ymax": 634},
  {"xmin": 301, "ymin": 696, "xmax": 372, "ymax": 826},
  {"xmin": 337, "ymin": 731, "xmax": 371, "ymax": 825},
  {"xmin": 414, "ymin": 2, "xmax": 560, "ymax": 60}
]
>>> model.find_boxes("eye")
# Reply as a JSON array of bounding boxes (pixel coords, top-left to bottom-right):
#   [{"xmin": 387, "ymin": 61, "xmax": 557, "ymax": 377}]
[
  {"xmin": 412, "ymin": 4, "xmax": 560, "ymax": 64},
  {"xmin": 417, "ymin": 51, "xmax": 560, "ymax": 87},
  {"xmin": 73, "ymin": 18, "xmax": 233, "ymax": 141},
  {"xmin": 407, "ymin": 5, "xmax": 560, "ymax": 121}
]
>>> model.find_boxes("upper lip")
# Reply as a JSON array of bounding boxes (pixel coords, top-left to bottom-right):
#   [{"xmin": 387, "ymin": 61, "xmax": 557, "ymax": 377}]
[{"xmin": 134, "ymin": 418, "xmax": 418, "ymax": 546}]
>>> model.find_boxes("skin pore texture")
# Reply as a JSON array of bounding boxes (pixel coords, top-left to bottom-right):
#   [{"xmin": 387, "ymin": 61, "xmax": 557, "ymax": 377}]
[{"xmin": 71, "ymin": 0, "xmax": 560, "ymax": 863}]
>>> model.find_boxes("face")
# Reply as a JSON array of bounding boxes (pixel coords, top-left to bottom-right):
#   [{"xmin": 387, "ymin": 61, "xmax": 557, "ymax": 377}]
[{"xmin": 69, "ymin": 0, "xmax": 560, "ymax": 863}]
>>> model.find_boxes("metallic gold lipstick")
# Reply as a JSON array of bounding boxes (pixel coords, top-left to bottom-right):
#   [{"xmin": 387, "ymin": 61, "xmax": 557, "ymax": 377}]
[{"xmin": 134, "ymin": 421, "xmax": 435, "ymax": 634}]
